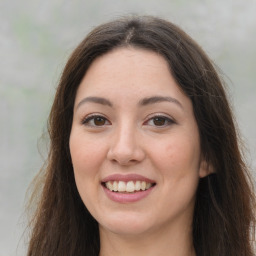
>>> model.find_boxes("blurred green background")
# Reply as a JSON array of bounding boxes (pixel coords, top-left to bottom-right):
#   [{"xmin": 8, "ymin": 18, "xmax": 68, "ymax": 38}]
[{"xmin": 0, "ymin": 0, "xmax": 255, "ymax": 255}]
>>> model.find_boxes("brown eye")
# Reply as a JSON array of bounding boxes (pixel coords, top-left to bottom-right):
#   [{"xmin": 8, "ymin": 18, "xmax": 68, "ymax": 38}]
[
  {"xmin": 153, "ymin": 117, "xmax": 167, "ymax": 126},
  {"xmin": 145, "ymin": 115, "xmax": 175, "ymax": 127},
  {"xmin": 94, "ymin": 116, "xmax": 106, "ymax": 126},
  {"xmin": 82, "ymin": 115, "xmax": 110, "ymax": 127}
]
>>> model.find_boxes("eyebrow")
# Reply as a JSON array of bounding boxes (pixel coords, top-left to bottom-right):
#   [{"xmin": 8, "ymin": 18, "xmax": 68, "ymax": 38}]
[
  {"xmin": 76, "ymin": 95, "xmax": 183, "ymax": 110},
  {"xmin": 76, "ymin": 96, "xmax": 113, "ymax": 110},
  {"xmin": 139, "ymin": 96, "xmax": 183, "ymax": 109}
]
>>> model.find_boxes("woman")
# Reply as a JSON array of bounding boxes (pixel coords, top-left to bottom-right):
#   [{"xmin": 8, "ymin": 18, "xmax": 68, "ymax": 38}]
[{"xmin": 27, "ymin": 15, "xmax": 255, "ymax": 256}]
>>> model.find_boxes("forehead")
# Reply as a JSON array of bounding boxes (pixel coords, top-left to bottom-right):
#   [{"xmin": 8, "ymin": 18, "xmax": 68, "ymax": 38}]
[
  {"xmin": 73, "ymin": 47, "xmax": 196, "ymax": 125},
  {"xmin": 75, "ymin": 47, "xmax": 186, "ymax": 101}
]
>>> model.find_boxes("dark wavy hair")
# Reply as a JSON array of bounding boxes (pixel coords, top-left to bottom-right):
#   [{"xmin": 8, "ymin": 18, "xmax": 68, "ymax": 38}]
[{"xmin": 27, "ymin": 15, "xmax": 255, "ymax": 256}]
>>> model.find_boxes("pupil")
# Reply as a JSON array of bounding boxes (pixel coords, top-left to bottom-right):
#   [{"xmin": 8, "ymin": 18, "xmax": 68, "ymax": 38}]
[
  {"xmin": 95, "ymin": 117, "xmax": 105, "ymax": 126},
  {"xmin": 153, "ymin": 117, "xmax": 165, "ymax": 126}
]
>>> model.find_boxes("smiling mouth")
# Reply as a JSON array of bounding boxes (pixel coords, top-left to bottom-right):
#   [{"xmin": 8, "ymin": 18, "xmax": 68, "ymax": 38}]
[{"xmin": 103, "ymin": 180, "xmax": 156, "ymax": 193}]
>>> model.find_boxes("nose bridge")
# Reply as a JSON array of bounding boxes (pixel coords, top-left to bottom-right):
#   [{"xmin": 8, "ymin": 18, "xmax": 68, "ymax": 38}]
[
  {"xmin": 116, "ymin": 123, "xmax": 136, "ymax": 150},
  {"xmin": 107, "ymin": 119, "xmax": 145, "ymax": 165}
]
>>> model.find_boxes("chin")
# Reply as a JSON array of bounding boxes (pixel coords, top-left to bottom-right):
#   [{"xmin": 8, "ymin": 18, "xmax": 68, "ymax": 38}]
[{"xmin": 99, "ymin": 212, "xmax": 152, "ymax": 236}]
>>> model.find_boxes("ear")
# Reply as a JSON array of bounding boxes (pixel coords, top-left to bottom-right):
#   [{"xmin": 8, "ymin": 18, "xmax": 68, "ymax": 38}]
[{"xmin": 199, "ymin": 159, "xmax": 215, "ymax": 178}]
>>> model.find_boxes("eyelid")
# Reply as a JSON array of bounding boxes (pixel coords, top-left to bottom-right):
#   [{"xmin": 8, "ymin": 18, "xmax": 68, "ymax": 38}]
[
  {"xmin": 81, "ymin": 113, "xmax": 111, "ymax": 126},
  {"xmin": 80, "ymin": 113, "xmax": 175, "ymax": 127},
  {"xmin": 143, "ymin": 113, "xmax": 176, "ymax": 127}
]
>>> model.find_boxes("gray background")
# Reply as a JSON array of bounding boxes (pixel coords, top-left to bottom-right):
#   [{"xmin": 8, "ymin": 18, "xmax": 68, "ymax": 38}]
[{"xmin": 0, "ymin": 0, "xmax": 255, "ymax": 255}]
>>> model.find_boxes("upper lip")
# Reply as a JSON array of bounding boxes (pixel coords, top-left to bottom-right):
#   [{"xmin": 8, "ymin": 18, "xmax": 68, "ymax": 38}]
[{"xmin": 101, "ymin": 174, "xmax": 156, "ymax": 184}]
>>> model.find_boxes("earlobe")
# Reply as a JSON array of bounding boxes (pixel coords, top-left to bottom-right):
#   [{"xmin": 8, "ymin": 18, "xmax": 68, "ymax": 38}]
[{"xmin": 199, "ymin": 160, "xmax": 215, "ymax": 178}]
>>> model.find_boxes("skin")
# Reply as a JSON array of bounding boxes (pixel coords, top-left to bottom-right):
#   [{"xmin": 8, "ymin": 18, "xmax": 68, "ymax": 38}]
[{"xmin": 69, "ymin": 47, "xmax": 210, "ymax": 256}]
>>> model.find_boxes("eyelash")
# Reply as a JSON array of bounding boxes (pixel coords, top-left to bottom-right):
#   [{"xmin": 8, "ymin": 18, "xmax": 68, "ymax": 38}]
[
  {"xmin": 82, "ymin": 114, "xmax": 111, "ymax": 127},
  {"xmin": 81, "ymin": 114, "xmax": 175, "ymax": 127},
  {"xmin": 144, "ymin": 115, "xmax": 175, "ymax": 127}
]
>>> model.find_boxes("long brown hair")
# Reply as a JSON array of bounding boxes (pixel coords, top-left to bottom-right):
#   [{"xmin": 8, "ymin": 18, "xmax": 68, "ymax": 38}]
[{"xmin": 27, "ymin": 15, "xmax": 255, "ymax": 256}]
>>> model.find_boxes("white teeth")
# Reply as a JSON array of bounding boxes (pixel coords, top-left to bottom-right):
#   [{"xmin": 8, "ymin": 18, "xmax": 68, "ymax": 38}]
[
  {"xmin": 118, "ymin": 181, "xmax": 126, "ymax": 192},
  {"xmin": 105, "ymin": 182, "xmax": 113, "ymax": 190},
  {"xmin": 113, "ymin": 181, "xmax": 118, "ymax": 191},
  {"xmin": 126, "ymin": 181, "xmax": 135, "ymax": 192},
  {"xmin": 105, "ymin": 180, "xmax": 154, "ymax": 193},
  {"xmin": 135, "ymin": 181, "xmax": 141, "ymax": 191},
  {"xmin": 141, "ymin": 181, "xmax": 146, "ymax": 191}
]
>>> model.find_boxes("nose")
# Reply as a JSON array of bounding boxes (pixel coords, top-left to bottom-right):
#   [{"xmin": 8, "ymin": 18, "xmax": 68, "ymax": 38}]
[{"xmin": 107, "ymin": 124, "xmax": 146, "ymax": 166}]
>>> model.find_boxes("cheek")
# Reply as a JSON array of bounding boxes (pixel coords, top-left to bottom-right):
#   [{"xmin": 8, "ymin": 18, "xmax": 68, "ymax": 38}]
[
  {"xmin": 151, "ymin": 132, "xmax": 201, "ymax": 200},
  {"xmin": 69, "ymin": 132, "xmax": 104, "ymax": 210},
  {"xmin": 70, "ymin": 131, "xmax": 105, "ymax": 174},
  {"xmin": 153, "ymin": 135, "xmax": 201, "ymax": 175},
  {"xmin": 145, "ymin": 135, "xmax": 201, "ymax": 224},
  {"xmin": 69, "ymin": 131, "xmax": 105, "ymax": 197},
  {"xmin": 164, "ymin": 138, "xmax": 201, "ymax": 206},
  {"xmin": 168, "ymin": 142, "xmax": 200, "ymax": 170}
]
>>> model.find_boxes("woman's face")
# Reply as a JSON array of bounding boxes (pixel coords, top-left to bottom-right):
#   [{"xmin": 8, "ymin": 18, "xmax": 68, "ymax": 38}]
[{"xmin": 70, "ymin": 48, "xmax": 209, "ymax": 236}]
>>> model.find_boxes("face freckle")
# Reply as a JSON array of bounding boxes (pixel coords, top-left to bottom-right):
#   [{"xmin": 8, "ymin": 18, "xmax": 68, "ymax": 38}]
[{"xmin": 69, "ymin": 47, "xmax": 208, "ymax": 237}]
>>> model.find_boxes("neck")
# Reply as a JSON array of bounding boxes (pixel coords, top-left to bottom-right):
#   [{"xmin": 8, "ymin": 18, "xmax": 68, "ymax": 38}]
[{"xmin": 99, "ymin": 220, "xmax": 195, "ymax": 256}]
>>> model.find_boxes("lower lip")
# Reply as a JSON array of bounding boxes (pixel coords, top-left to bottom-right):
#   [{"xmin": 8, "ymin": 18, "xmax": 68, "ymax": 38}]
[{"xmin": 102, "ymin": 185, "xmax": 155, "ymax": 203}]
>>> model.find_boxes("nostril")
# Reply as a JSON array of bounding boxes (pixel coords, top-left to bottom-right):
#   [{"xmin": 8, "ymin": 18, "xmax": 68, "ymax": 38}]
[
  {"xmin": 107, "ymin": 138, "xmax": 146, "ymax": 165},
  {"xmin": 110, "ymin": 158, "xmax": 139, "ymax": 166}
]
